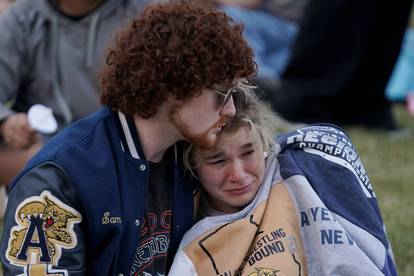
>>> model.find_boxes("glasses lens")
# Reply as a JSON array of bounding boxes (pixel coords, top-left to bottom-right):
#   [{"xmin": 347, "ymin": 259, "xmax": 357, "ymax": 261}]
[
  {"xmin": 222, "ymin": 90, "xmax": 232, "ymax": 107},
  {"xmin": 212, "ymin": 81, "xmax": 240, "ymax": 109},
  {"xmin": 221, "ymin": 86, "xmax": 237, "ymax": 108}
]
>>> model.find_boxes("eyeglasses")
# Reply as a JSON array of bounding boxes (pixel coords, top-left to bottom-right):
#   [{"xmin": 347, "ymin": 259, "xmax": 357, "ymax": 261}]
[{"xmin": 213, "ymin": 82, "xmax": 239, "ymax": 110}]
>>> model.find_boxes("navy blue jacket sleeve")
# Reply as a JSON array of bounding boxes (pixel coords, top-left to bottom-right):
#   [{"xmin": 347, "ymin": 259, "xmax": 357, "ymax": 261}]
[{"xmin": 0, "ymin": 162, "xmax": 86, "ymax": 275}]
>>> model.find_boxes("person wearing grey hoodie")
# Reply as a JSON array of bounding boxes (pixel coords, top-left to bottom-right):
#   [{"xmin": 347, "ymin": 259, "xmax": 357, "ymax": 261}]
[{"xmin": 0, "ymin": 0, "xmax": 150, "ymax": 185}]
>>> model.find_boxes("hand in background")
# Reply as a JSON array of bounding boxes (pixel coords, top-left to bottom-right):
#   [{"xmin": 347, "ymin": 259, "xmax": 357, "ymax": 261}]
[{"xmin": 0, "ymin": 113, "xmax": 39, "ymax": 149}]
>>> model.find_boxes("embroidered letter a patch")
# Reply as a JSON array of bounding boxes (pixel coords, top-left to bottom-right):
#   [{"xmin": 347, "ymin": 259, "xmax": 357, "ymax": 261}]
[{"xmin": 6, "ymin": 191, "xmax": 82, "ymax": 275}]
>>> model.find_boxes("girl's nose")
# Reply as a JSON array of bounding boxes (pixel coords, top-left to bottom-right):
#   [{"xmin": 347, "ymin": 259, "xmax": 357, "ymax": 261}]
[{"xmin": 227, "ymin": 160, "xmax": 247, "ymax": 182}]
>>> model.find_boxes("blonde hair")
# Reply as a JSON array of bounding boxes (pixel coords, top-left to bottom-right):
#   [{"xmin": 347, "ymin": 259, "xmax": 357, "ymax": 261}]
[{"xmin": 183, "ymin": 85, "xmax": 281, "ymax": 176}]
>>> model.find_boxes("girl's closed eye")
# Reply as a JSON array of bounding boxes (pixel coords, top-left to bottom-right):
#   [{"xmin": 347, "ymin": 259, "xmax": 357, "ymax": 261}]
[
  {"xmin": 208, "ymin": 159, "xmax": 226, "ymax": 165},
  {"xmin": 242, "ymin": 150, "xmax": 255, "ymax": 157}
]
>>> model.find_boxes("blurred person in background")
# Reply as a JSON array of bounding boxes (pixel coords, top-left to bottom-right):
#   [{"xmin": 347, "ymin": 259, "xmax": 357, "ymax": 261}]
[
  {"xmin": 264, "ymin": 0, "xmax": 414, "ymax": 129},
  {"xmin": 211, "ymin": 0, "xmax": 308, "ymax": 88},
  {"xmin": 0, "ymin": 0, "xmax": 13, "ymax": 218},
  {"xmin": 213, "ymin": 0, "xmax": 309, "ymax": 22},
  {"xmin": 0, "ymin": 0, "xmax": 13, "ymax": 13},
  {"xmin": 0, "ymin": 0, "xmax": 150, "ymax": 186},
  {"xmin": 386, "ymin": 6, "xmax": 414, "ymax": 115}
]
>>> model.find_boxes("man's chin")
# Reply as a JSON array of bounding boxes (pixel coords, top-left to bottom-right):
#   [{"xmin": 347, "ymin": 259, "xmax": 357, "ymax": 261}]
[{"xmin": 193, "ymin": 138, "xmax": 216, "ymax": 150}]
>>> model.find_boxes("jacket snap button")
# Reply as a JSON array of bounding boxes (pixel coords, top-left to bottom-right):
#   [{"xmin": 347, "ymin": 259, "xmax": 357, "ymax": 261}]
[
  {"xmin": 135, "ymin": 219, "xmax": 140, "ymax": 226},
  {"xmin": 139, "ymin": 164, "xmax": 146, "ymax": 171}
]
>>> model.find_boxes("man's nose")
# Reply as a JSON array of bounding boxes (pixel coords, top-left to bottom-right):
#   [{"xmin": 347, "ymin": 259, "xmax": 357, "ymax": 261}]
[{"xmin": 220, "ymin": 96, "xmax": 236, "ymax": 117}]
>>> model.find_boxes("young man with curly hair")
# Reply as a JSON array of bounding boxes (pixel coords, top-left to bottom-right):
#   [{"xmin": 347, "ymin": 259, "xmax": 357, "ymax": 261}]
[{"xmin": 0, "ymin": 1, "xmax": 256, "ymax": 275}]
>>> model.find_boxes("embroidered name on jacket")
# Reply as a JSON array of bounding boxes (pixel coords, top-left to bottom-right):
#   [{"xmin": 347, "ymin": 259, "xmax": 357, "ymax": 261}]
[{"xmin": 6, "ymin": 191, "xmax": 82, "ymax": 275}]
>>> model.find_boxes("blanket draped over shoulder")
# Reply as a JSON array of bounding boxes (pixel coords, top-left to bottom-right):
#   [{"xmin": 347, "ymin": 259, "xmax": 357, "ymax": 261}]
[{"xmin": 169, "ymin": 125, "xmax": 397, "ymax": 276}]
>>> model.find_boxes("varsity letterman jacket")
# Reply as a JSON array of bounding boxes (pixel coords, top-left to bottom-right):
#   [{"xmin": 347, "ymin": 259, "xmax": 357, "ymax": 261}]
[{"xmin": 0, "ymin": 107, "xmax": 195, "ymax": 275}]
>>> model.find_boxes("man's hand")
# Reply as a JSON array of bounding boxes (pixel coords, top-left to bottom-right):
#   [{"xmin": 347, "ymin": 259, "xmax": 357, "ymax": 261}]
[{"xmin": 0, "ymin": 113, "xmax": 39, "ymax": 149}]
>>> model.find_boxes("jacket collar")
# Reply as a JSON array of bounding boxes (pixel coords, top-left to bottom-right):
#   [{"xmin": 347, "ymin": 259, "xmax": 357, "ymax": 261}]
[{"xmin": 116, "ymin": 111, "xmax": 145, "ymax": 160}]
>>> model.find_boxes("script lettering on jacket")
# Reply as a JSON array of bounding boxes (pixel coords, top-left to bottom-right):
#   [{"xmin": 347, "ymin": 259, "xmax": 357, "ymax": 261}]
[{"xmin": 101, "ymin": 212, "xmax": 122, "ymax": 224}]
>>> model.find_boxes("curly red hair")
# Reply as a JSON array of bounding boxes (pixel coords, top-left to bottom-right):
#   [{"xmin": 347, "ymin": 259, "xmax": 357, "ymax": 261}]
[{"xmin": 100, "ymin": 0, "xmax": 256, "ymax": 118}]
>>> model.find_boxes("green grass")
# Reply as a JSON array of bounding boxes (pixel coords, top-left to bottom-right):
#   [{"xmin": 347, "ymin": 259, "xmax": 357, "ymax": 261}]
[
  {"xmin": 0, "ymin": 104, "xmax": 412, "ymax": 275},
  {"xmin": 345, "ymin": 104, "xmax": 414, "ymax": 276}
]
